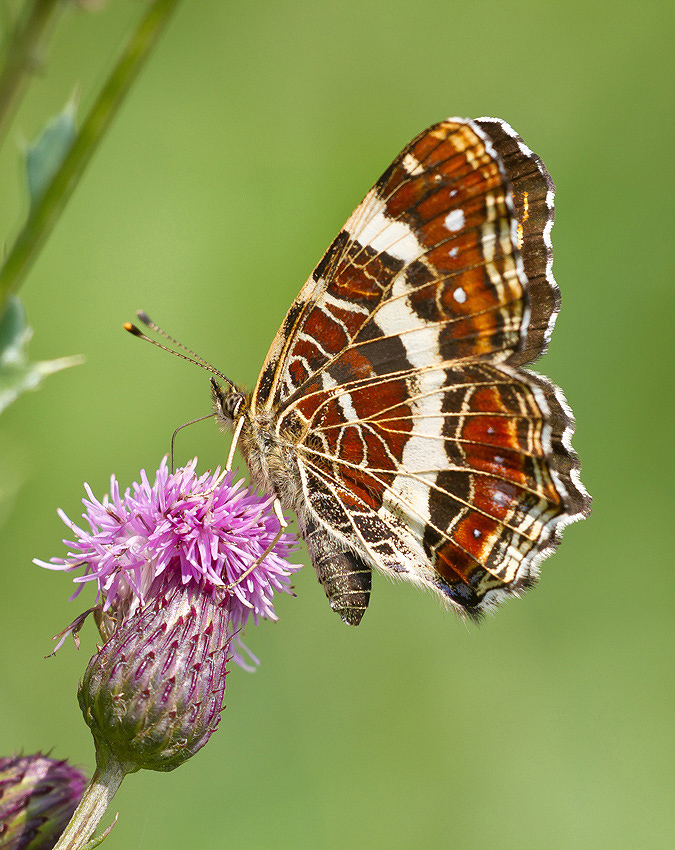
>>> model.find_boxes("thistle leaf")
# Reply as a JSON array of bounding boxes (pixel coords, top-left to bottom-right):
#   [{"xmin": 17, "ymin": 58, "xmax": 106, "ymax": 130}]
[{"xmin": 0, "ymin": 296, "xmax": 83, "ymax": 413}]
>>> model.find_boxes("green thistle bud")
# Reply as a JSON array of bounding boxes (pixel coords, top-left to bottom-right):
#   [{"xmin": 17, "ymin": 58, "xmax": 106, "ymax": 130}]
[
  {"xmin": 0, "ymin": 754, "xmax": 86, "ymax": 850},
  {"xmin": 78, "ymin": 583, "xmax": 230, "ymax": 774}
]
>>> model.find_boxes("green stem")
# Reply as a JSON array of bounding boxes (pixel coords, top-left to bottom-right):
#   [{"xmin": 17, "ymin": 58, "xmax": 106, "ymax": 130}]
[
  {"xmin": 0, "ymin": 0, "xmax": 62, "ymax": 149},
  {"xmin": 52, "ymin": 758, "xmax": 126, "ymax": 850},
  {"xmin": 0, "ymin": 0, "xmax": 182, "ymax": 307}
]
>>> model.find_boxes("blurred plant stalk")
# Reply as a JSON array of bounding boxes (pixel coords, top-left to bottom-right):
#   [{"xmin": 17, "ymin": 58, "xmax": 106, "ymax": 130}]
[
  {"xmin": 0, "ymin": 0, "xmax": 182, "ymax": 310},
  {"xmin": 0, "ymin": 0, "xmax": 62, "ymax": 149}
]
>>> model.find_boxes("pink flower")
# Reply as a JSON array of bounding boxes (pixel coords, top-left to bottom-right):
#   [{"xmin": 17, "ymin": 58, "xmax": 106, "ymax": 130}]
[
  {"xmin": 35, "ymin": 459, "xmax": 302, "ymax": 782},
  {"xmin": 36, "ymin": 458, "xmax": 300, "ymax": 668}
]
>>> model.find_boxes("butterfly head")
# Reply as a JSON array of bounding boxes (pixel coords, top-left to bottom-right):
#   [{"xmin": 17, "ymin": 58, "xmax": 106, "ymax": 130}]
[{"xmin": 211, "ymin": 377, "xmax": 246, "ymax": 426}]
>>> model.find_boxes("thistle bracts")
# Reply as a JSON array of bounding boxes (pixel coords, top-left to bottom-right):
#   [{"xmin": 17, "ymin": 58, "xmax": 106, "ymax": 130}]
[
  {"xmin": 0, "ymin": 754, "xmax": 86, "ymax": 850},
  {"xmin": 79, "ymin": 581, "xmax": 230, "ymax": 773}
]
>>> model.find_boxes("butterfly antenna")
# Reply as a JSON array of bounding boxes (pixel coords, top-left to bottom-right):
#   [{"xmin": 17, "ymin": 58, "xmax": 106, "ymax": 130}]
[
  {"xmin": 136, "ymin": 311, "xmax": 213, "ymax": 369},
  {"xmin": 124, "ymin": 311, "xmax": 236, "ymax": 388}
]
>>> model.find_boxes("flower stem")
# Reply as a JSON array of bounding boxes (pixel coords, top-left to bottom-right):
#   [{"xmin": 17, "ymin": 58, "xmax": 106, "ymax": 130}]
[
  {"xmin": 0, "ymin": 0, "xmax": 62, "ymax": 150},
  {"xmin": 0, "ymin": 0, "xmax": 182, "ymax": 307},
  {"xmin": 52, "ymin": 758, "xmax": 126, "ymax": 850}
]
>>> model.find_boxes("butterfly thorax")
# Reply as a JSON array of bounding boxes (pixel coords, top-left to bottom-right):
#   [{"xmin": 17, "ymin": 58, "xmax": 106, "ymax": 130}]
[{"xmin": 211, "ymin": 378, "xmax": 305, "ymax": 514}]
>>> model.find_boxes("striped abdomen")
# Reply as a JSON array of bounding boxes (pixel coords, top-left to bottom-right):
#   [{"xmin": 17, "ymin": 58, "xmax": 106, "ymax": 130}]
[{"xmin": 303, "ymin": 520, "xmax": 372, "ymax": 626}]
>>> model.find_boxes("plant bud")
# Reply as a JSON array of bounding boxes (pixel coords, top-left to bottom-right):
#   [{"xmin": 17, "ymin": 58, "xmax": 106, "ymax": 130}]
[
  {"xmin": 0, "ymin": 753, "xmax": 86, "ymax": 850},
  {"xmin": 78, "ymin": 583, "xmax": 229, "ymax": 773}
]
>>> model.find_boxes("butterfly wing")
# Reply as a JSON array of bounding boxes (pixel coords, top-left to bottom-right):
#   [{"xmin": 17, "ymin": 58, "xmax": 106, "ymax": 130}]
[{"xmin": 252, "ymin": 117, "xmax": 590, "ymax": 619}]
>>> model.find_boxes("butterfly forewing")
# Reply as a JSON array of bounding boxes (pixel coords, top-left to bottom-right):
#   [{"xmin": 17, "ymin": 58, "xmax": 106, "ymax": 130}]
[
  {"xmin": 254, "ymin": 119, "xmax": 526, "ymax": 413},
  {"xmin": 248, "ymin": 117, "xmax": 589, "ymax": 619}
]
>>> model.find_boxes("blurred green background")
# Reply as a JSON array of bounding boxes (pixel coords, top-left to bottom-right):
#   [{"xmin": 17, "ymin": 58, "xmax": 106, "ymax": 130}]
[{"xmin": 0, "ymin": 1, "xmax": 673, "ymax": 848}]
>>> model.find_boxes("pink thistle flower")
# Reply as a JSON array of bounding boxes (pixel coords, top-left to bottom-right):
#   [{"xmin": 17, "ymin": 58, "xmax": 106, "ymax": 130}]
[
  {"xmin": 36, "ymin": 458, "xmax": 300, "ymax": 668},
  {"xmin": 30, "ymin": 459, "xmax": 302, "ymax": 848}
]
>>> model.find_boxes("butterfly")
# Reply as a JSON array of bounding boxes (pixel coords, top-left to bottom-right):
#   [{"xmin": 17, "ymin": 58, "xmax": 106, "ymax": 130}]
[{"xmin": 138, "ymin": 117, "xmax": 591, "ymax": 625}]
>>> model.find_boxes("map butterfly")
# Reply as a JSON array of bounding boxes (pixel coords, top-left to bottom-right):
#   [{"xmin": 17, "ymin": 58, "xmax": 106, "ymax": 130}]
[{"xmin": 137, "ymin": 117, "xmax": 591, "ymax": 625}]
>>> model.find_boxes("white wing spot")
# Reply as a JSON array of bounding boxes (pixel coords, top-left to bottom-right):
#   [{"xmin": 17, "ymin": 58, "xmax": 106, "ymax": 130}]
[
  {"xmin": 453, "ymin": 286, "xmax": 467, "ymax": 303},
  {"xmin": 444, "ymin": 209, "xmax": 465, "ymax": 232},
  {"xmin": 402, "ymin": 153, "xmax": 424, "ymax": 176}
]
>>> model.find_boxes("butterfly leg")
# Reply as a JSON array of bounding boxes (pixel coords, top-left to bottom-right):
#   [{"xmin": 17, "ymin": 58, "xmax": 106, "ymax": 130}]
[
  {"xmin": 226, "ymin": 416, "xmax": 246, "ymax": 472},
  {"xmin": 302, "ymin": 519, "xmax": 372, "ymax": 626},
  {"xmin": 223, "ymin": 498, "xmax": 288, "ymax": 591}
]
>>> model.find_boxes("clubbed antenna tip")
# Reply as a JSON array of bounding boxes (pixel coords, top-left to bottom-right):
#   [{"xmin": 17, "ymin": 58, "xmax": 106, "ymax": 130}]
[{"xmin": 123, "ymin": 322, "xmax": 143, "ymax": 337}]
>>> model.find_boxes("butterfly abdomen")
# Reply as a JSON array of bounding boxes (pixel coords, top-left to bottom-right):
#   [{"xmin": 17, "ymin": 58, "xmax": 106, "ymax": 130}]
[{"xmin": 303, "ymin": 520, "xmax": 372, "ymax": 626}]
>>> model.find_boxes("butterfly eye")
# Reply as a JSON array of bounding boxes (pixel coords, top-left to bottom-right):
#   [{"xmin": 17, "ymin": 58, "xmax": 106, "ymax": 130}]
[
  {"xmin": 224, "ymin": 393, "xmax": 245, "ymax": 419},
  {"xmin": 211, "ymin": 379, "xmax": 245, "ymax": 422}
]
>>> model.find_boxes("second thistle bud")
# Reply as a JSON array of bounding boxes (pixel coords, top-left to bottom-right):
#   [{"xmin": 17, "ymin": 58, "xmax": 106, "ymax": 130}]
[
  {"xmin": 0, "ymin": 753, "xmax": 86, "ymax": 850},
  {"xmin": 79, "ymin": 583, "xmax": 230, "ymax": 774}
]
